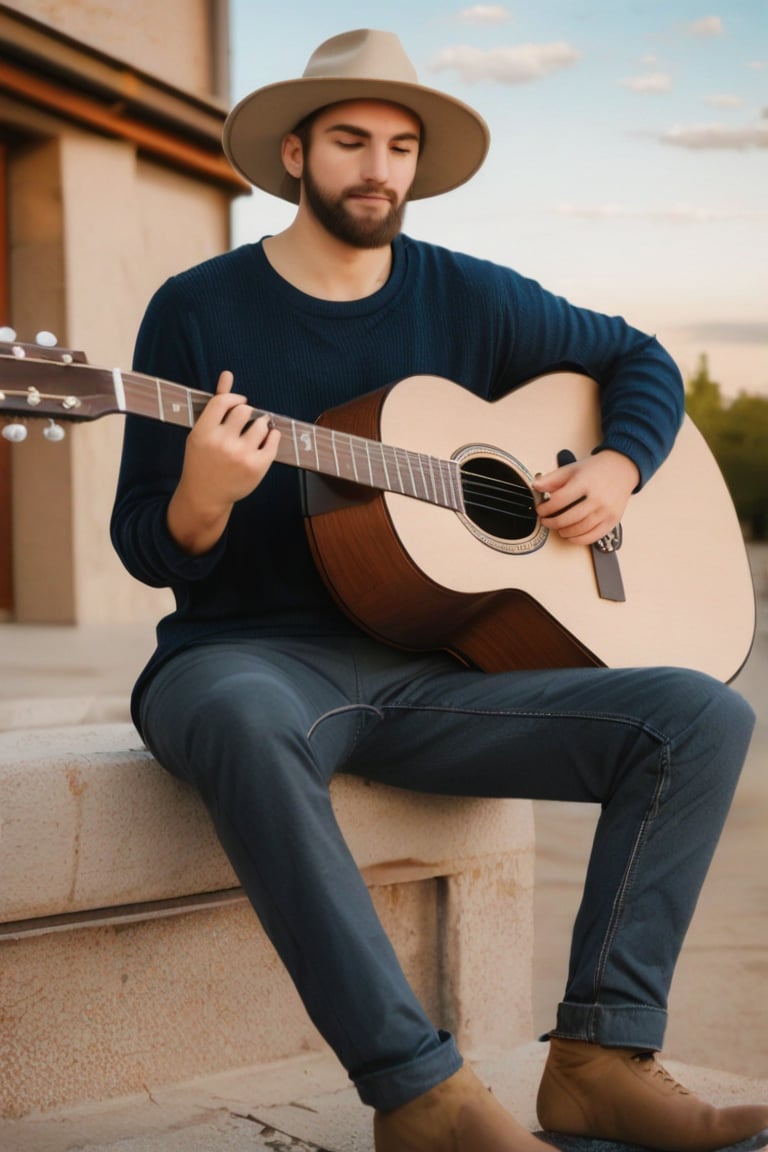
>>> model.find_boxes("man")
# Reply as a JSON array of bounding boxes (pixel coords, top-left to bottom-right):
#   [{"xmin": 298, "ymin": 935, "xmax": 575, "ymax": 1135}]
[{"xmin": 111, "ymin": 29, "xmax": 766, "ymax": 1152}]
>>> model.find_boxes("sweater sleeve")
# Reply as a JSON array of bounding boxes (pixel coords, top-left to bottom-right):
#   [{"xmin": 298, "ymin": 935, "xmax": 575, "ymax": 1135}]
[
  {"xmin": 110, "ymin": 278, "xmax": 227, "ymax": 589},
  {"xmin": 488, "ymin": 267, "xmax": 685, "ymax": 488}
]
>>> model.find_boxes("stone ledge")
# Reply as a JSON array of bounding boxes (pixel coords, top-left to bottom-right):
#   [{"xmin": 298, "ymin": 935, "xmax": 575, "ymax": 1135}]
[
  {"xmin": 0, "ymin": 723, "xmax": 536, "ymax": 1116},
  {"xmin": 0, "ymin": 723, "xmax": 534, "ymax": 924}
]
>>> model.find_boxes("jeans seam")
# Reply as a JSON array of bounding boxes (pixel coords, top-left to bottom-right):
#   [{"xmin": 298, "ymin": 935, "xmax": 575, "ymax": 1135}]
[
  {"xmin": 306, "ymin": 703, "xmax": 384, "ymax": 743},
  {"xmin": 592, "ymin": 738, "xmax": 671, "ymax": 1003},
  {"xmin": 383, "ymin": 700, "xmax": 668, "ymax": 742}
]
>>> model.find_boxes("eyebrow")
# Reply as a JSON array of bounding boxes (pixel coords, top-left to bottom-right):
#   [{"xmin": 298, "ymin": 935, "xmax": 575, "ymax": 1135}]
[{"xmin": 323, "ymin": 122, "xmax": 421, "ymax": 143}]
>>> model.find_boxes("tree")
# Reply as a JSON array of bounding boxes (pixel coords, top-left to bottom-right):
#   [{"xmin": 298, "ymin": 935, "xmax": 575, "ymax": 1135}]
[
  {"xmin": 685, "ymin": 354, "xmax": 723, "ymax": 436},
  {"xmin": 685, "ymin": 354, "xmax": 768, "ymax": 539}
]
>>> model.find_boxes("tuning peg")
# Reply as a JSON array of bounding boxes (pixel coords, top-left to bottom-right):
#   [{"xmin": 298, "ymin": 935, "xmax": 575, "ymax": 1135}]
[
  {"xmin": 42, "ymin": 419, "xmax": 65, "ymax": 442},
  {"xmin": 0, "ymin": 326, "xmax": 17, "ymax": 343},
  {"xmin": 35, "ymin": 330, "xmax": 58, "ymax": 348},
  {"xmin": 2, "ymin": 423, "xmax": 28, "ymax": 442}
]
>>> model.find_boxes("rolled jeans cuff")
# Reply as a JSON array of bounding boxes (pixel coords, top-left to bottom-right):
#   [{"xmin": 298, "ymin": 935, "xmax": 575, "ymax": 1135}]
[
  {"xmin": 549, "ymin": 1001, "xmax": 667, "ymax": 1051},
  {"xmin": 355, "ymin": 1029, "xmax": 463, "ymax": 1111}
]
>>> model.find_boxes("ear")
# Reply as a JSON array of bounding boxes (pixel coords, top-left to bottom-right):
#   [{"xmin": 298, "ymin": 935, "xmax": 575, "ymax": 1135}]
[{"xmin": 281, "ymin": 133, "xmax": 304, "ymax": 180}]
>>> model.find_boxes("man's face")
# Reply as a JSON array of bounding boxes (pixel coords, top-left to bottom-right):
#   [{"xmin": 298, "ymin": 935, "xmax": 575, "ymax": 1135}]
[{"xmin": 294, "ymin": 100, "xmax": 421, "ymax": 248}]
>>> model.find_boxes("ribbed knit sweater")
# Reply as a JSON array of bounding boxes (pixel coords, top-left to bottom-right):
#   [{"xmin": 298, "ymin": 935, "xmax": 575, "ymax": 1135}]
[{"xmin": 110, "ymin": 235, "xmax": 683, "ymax": 728}]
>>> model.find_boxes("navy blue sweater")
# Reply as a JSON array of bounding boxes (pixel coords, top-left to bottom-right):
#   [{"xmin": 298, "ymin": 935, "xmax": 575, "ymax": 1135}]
[{"xmin": 110, "ymin": 235, "xmax": 683, "ymax": 728}]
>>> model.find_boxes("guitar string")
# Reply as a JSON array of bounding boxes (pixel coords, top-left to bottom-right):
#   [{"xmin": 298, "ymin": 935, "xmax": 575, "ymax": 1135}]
[
  {"xmin": 462, "ymin": 489, "xmax": 536, "ymax": 518},
  {"xmin": 269, "ymin": 412, "xmax": 539, "ymax": 516}
]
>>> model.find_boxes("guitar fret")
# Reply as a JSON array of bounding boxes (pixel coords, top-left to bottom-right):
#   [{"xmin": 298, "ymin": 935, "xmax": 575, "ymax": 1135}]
[
  {"xmin": 155, "ymin": 378, "xmax": 164, "ymax": 421},
  {"xmin": 287, "ymin": 419, "xmax": 320, "ymax": 469},
  {"xmin": 427, "ymin": 457, "xmax": 438, "ymax": 504},
  {"xmin": 439, "ymin": 460, "xmax": 448, "ymax": 506},
  {"xmin": 156, "ymin": 382, "xmax": 191, "ymax": 428},
  {"xmin": 379, "ymin": 445, "xmax": 391, "ymax": 490},
  {"xmin": 346, "ymin": 436, "xmax": 361, "ymax": 482},
  {"xmin": 403, "ymin": 449, "xmax": 416, "ymax": 498},
  {"xmin": 391, "ymin": 447, "xmax": 404, "ymax": 493},
  {"xmin": 417, "ymin": 454, "xmax": 428, "ymax": 501},
  {"xmin": 447, "ymin": 460, "xmax": 461, "ymax": 510}
]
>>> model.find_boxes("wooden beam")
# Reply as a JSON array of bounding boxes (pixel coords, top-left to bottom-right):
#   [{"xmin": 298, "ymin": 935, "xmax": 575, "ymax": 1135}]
[{"xmin": 0, "ymin": 59, "xmax": 248, "ymax": 192}]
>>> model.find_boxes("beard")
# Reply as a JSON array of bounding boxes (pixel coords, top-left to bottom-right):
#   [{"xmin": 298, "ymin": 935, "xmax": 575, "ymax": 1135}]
[{"xmin": 302, "ymin": 163, "xmax": 409, "ymax": 249}]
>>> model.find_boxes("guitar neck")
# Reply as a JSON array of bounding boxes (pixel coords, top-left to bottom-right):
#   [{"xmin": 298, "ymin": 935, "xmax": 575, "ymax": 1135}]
[{"xmin": 120, "ymin": 369, "xmax": 463, "ymax": 512}]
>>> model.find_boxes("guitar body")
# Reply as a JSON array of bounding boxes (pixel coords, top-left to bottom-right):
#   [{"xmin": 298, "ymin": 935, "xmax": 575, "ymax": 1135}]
[{"xmin": 304, "ymin": 373, "xmax": 755, "ymax": 680}]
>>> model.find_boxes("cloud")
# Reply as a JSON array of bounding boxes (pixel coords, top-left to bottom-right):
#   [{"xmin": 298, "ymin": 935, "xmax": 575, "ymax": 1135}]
[
  {"xmin": 660, "ymin": 122, "xmax": 768, "ymax": 149},
  {"xmin": 557, "ymin": 202, "xmax": 768, "ymax": 223},
  {"xmin": 622, "ymin": 73, "xmax": 672, "ymax": 92},
  {"xmin": 430, "ymin": 42, "xmax": 580, "ymax": 84},
  {"xmin": 458, "ymin": 4, "xmax": 510, "ymax": 23},
  {"xmin": 678, "ymin": 321, "xmax": 768, "ymax": 346},
  {"xmin": 687, "ymin": 16, "xmax": 723, "ymax": 37},
  {"xmin": 706, "ymin": 93, "xmax": 743, "ymax": 108}
]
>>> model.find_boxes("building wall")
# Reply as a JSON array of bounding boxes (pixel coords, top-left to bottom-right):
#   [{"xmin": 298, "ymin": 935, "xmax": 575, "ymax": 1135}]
[
  {"xmin": 0, "ymin": 0, "xmax": 243, "ymax": 622},
  {"xmin": 5, "ymin": 0, "xmax": 225, "ymax": 96}
]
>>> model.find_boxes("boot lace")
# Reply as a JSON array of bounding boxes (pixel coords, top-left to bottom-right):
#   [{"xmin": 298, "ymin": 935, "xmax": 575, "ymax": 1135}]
[{"xmin": 632, "ymin": 1051, "xmax": 692, "ymax": 1096}]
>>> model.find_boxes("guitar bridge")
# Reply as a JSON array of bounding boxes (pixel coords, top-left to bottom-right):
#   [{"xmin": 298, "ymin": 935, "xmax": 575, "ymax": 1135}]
[
  {"xmin": 595, "ymin": 524, "xmax": 623, "ymax": 554},
  {"xmin": 591, "ymin": 525, "xmax": 625, "ymax": 602}
]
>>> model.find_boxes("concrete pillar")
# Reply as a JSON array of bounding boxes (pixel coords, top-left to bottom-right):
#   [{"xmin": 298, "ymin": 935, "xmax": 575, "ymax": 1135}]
[{"xmin": 7, "ymin": 126, "xmax": 229, "ymax": 623}]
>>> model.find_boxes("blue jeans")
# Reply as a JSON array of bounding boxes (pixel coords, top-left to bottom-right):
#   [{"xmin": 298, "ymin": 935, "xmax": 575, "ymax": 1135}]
[{"xmin": 139, "ymin": 634, "xmax": 755, "ymax": 1111}]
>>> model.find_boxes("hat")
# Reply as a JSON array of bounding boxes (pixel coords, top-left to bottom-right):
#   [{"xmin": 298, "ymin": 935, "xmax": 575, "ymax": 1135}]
[{"xmin": 222, "ymin": 29, "xmax": 490, "ymax": 203}]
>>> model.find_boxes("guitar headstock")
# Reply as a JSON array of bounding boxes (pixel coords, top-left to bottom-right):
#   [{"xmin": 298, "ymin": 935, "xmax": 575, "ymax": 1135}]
[{"xmin": 0, "ymin": 329, "xmax": 118, "ymax": 441}]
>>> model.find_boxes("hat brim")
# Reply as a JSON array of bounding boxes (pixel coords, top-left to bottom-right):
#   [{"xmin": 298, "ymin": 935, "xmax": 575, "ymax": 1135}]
[{"xmin": 222, "ymin": 77, "xmax": 490, "ymax": 203}]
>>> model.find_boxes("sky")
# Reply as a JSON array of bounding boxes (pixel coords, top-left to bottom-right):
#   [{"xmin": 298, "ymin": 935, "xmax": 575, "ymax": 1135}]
[{"xmin": 229, "ymin": 1, "xmax": 768, "ymax": 398}]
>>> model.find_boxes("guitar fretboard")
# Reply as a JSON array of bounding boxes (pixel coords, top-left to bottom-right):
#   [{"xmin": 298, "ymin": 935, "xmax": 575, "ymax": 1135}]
[{"xmin": 122, "ymin": 371, "xmax": 464, "ymax": 511}]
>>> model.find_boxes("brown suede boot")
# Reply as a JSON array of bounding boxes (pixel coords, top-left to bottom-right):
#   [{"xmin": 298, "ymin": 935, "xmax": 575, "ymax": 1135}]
[
  {"xmin": 374, "ymin": 1063, "xmax": 551, "ymax": 1152},
  {"xmin": 537, "ymin": 1037, "xmax": 768, "ymax": 1152}
]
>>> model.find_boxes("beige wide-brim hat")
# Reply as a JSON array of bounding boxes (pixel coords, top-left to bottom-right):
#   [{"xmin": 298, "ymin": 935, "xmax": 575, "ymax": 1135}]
[{"xmin": 223, "ymin": 29, "xmax": 490, "ymax": 203}]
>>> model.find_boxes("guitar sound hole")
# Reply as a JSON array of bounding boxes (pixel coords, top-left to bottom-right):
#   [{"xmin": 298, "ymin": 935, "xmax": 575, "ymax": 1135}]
[{"xmin": 460, "ymin": 456, "xmax": 538, "ymax": 541}]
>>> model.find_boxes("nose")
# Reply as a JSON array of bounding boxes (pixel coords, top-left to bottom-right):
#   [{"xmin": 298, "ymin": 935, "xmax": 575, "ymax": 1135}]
[{"xmin": 360, "ymin": 141, "xmax": 390, "ymax": 185}]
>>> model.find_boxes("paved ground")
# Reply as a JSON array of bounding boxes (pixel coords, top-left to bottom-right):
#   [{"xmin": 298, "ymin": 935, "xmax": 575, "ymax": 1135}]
[{"xmin": 3, "ymin": 1042, "xmax": 767, "ymax": 1152}]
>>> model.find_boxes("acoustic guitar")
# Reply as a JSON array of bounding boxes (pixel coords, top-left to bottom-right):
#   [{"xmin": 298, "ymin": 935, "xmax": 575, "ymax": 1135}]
[{"xmin": 0, "ymin": 334, "xmax": 755, "ymax": 682}]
